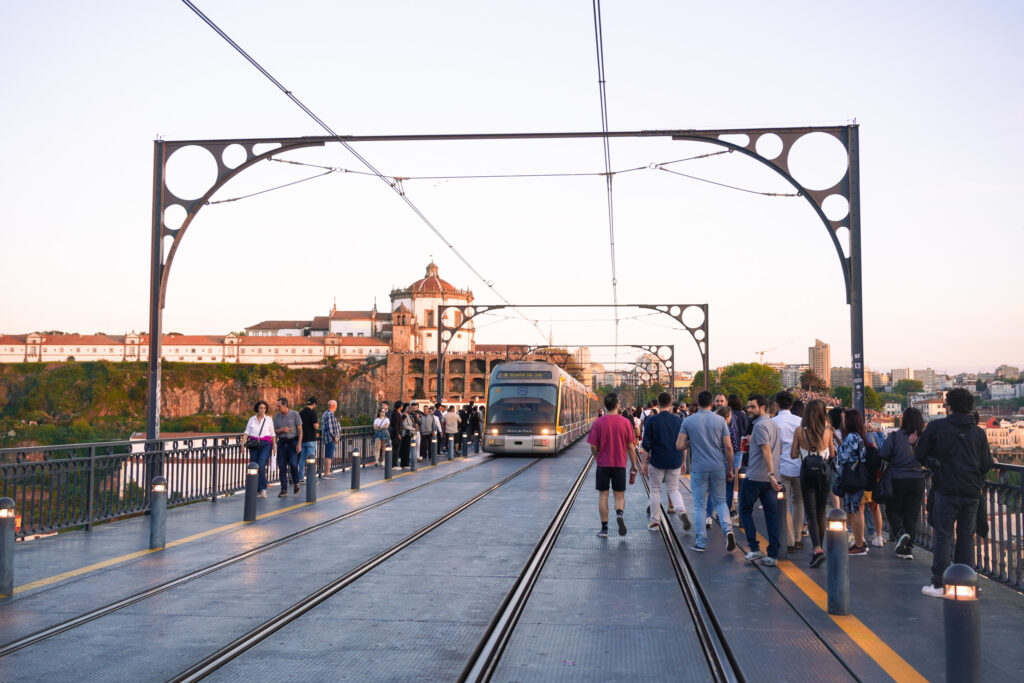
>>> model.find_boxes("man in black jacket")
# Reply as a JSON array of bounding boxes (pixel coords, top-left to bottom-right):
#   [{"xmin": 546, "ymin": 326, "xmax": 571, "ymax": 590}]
[
  {"xmin": 388, "ymin": 401, "xmax": 404, "ymax": 469},
  {"xmin": 916, "ymin": 388, "xmax": 993, "ymax": 597}
]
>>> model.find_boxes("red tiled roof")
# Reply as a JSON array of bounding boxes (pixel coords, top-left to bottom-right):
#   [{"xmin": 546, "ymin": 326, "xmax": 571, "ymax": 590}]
[
  {"xmin": 240, "ymin": 336, "xmax": 387, "ymax": 346},
  {"xmin": 159, "ymin": 336, "xmax": 225, "ymax": 345},
  {"xmin": 0, "ymin": 335, "xmax": 27, "ymax": 344},
  {"xmin": 245, "ymin": 320, "xmax": 309, "ymax": 330},
  {"xmin": 310, "ymin": 316, "xmax": 329, "ymax": 330},
  {"xmin": 330, "ymin": 310, "xmax": 374, "ymax": 321},
  {"xmin": 38, "ymin": 334, "xmax": 126, "ymax": 345}
]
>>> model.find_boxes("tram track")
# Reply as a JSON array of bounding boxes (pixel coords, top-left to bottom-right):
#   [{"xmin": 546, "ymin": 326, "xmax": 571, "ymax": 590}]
[
  {"xmin": 0, "ymin": 455, "xmax": 497, "ymax": 657},
  {"xmin": 672, "ymin": 475, "xmax": 863, "ymax": 682},
  {"xmin": 170, "ymin": 456, "xmax": 547, "ymax": 682}
]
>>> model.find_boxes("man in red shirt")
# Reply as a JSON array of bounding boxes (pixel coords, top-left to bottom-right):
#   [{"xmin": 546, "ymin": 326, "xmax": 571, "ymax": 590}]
[{"xmin": 587, "ymin": 393, "xmax": 640, "ymax": 537}]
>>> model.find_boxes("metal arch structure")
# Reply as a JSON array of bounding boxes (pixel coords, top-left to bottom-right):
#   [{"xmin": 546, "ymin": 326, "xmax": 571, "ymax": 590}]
[
  {"xmin": 146, "ymin": 124, "xmax": 863, "ymax": 442},
  {"xmin": 146, "ymin": 137, "xmax": 328, "ymax": 441},
  {"xmin": 506, "ymin": 343, "xmax": 675, "ymax": 394},
  {"xmin": 434, "ymin": 303, "xmax": 707, "ymax": 404}
]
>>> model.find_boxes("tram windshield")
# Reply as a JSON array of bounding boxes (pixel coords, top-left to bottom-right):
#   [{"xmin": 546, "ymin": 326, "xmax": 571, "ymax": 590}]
[{"xmin": 487, "ymin": 384, "xmax": 557, "ymax": 425}]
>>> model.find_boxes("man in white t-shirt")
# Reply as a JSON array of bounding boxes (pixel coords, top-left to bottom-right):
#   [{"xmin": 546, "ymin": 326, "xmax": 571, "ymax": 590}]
[{"xmin": 772, "ymin": 391, "xmax": 805, "ymax": 550}]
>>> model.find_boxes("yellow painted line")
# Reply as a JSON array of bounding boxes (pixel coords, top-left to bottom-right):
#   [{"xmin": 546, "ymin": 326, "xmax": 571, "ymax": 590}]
[
  {"xmin": 12, "ymin": 456, "xmax": 468, "ymax": 594},
  {"xmin": 681, "ymin": 474, "xmax": 926, "ymax": 682},
  {"xmin": 776, "ymin": 560, "xmax": 926, "ymax": 683}
]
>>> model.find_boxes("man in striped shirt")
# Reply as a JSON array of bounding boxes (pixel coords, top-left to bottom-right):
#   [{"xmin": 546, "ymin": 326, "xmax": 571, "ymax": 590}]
[{"xmin": 320, "ymin": 399, "xmax": 341, "ymax": 479}]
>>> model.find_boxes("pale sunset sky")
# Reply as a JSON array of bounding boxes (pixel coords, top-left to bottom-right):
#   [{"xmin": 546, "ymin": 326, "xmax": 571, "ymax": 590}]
[{"xmin": 1, "ymin": 1, "xmax": 1021, "ymax": 375}]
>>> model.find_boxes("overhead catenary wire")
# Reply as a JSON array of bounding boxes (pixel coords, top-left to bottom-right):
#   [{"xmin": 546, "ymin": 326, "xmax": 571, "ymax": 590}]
[
  {"xmin": 179, "ymin": 0, "xmax": 548, "ymax": 342},
  {"xmin": 591, "ymin": 0, "xmax": 621, "ymax": 370}
]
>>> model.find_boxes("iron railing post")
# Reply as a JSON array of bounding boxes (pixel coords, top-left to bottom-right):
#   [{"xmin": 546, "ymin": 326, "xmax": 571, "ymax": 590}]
[{"xmin": 86, "ymin": 445, "xmax": 96, "ymax": 531}]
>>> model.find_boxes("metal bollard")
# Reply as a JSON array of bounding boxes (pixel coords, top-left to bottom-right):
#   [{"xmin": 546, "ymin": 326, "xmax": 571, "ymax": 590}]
[
  {"xmin": 943, "ymin": 564, "xmax": 981, "ymax": 683},
  {"xmin": 306, "ymin": 458, "xmax": 317, "ymax": 502},
  {"xmin": 150, "ymin": 476, "xmax": 167, "ymax": 550},
  {"xmin": 462, "ymin": 432, "xmax": 469, "ymax": 457},
  {"xmin": 243, "ymin": 463, "xmax": 259, "ymax": 522},
  {"xmin": 431, "ymin": 434, "xmax": 438, "ymax": 466},
  {"xmin": 825, "ymin": 508, "xmax": 850, "ymax": 615},
  {"xmin": 410, "ymin": 435, "xmax": 418, "ymax": 472},
  {"xmin": 448, "ymin": 435, "xmax": 455, "ymax": 461},
  {"xmin": 0, "ymin": 497, "xmax": 15, "ymax": 597},
  {"xmin": 384, "ymin": 444, "xmax": 393, "ymax": 480},
  {"xmin": 776, "ymin": 488, "xmax": 788, "ymax": 561},
  {"xmin": 350, "ymin": 448, "xmax": 361, "ymax": 490}
]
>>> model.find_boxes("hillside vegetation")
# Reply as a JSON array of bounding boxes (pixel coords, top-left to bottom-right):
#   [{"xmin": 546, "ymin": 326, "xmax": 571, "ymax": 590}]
[{"xmin": 0, "ymin": 361, "xmax": 383, "ymax": 447}]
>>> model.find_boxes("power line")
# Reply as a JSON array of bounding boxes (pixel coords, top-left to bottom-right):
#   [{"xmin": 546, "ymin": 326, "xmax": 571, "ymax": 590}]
[
  {"xmin": 591, "ymin": 0, "xmax": 620, "ymax": 369},
  {"xmin": 657, "ymin": 166, "xmax": 799, "ymax": 197},
  {"xmin": 180, "ymin": 0, "xmax": 548, "ymax": 342}
]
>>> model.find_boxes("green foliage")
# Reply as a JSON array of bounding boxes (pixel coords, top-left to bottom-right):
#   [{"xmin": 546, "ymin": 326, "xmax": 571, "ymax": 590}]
[
  {"xmin": 800, "ymin": 369, "xmax": 827, "ymax": 392},
  {"xmin": 864, "ymin": 386, "xmax": 884, "ymax": 411},
  {"xmin": 831, "ymin": 385, "xmax": 852, "ymax": 407},
  {"xmin": 718, "ymin": 363, "xmax": 781, "ymax": 400},
  {"xmin": 895, "ymin": 379, "xmax": 924, "ymax": 395},
  {"xmin": 879, "ymin": 391, "xmax": 906, "ymax": 408},
  {"xmin": 0, "ymin": 361, "xmax": 372, "ymax": 447}
]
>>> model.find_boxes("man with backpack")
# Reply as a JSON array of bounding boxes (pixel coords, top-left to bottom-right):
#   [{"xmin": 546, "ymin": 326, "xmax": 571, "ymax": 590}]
[
  {"xmin": 917, "ymin": 388, "xmax": 993, "ymax": 598},
  {"xmin": 417, "ymin": 401, "xmax": 438, "ymax": 460}
]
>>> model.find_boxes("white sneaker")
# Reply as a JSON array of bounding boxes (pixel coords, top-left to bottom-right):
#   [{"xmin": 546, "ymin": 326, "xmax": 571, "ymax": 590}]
[
  {"xmin": 921, "ymin": 584, "xmax": 944, "ymax": 598},
  {"xmin": 871, "ymin": 536, "xmax": 885, "ymax": 547},
  {"xmin": 257, "ymin": 490, "xmax": 267, "ymax": 499},
  {"xmin": 745, "ymin": 549, "xmax": 765, "ymax": 562},
  {"xmin": 706, "ymin": 517, "xmax": 713, "ymax": 528}
]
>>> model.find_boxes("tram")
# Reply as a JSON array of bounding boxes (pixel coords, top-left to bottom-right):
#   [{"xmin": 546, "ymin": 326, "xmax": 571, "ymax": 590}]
[{"xmin": 483, "ymin": 361, "xmax": 598, "ymax": 454}]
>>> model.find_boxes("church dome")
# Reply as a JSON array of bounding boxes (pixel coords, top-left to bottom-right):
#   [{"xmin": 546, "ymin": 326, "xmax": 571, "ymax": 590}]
[{"xmin": 408, "ymin": 262, "xmax": 466, "ymax": 297}]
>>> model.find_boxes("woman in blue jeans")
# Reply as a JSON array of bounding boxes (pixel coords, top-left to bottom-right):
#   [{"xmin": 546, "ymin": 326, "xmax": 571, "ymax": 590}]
[{"xmin": 243, "ymin": 400, "xmax": 274, "ymax": 498}]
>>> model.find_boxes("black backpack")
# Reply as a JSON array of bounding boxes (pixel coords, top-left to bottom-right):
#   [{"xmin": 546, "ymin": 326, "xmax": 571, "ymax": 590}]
[{"xmin": 799, "ymin": 430, "xmax": 830, "ymax": 492}]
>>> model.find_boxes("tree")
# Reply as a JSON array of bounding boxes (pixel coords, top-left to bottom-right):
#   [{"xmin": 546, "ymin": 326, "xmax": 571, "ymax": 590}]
[
  {"xmin": 976, "ymin": 378, "xmax": 987, "ymax": 392},
  {"xmin": 895, "ymin": 379, "xmax": 924, "ymax": 395},
  {"xmin": 719, "ymin": 363, "xmax": 782, "ymax": 401},
  {"xmin": 831, "ymin": 386, "xmax": 852, "ymax": 407},
  {"xmin": 688, "ymin": 370, "xmax": 721, "ymax": 397},
  {"xmin": 800, "ymin": 369, "xmax": 827, "ymax": 392},
  {"xmin": 864, "ymin": 386, "xmax": 884, "ymax": 411}
]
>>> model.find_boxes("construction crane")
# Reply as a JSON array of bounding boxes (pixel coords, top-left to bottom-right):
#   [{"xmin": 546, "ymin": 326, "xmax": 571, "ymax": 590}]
[{"xmin": 755, "ymin": 348, "xmax": 778, "ymax": 363}]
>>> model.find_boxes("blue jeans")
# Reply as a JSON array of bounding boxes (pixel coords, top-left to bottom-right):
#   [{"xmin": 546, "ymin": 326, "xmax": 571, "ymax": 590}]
[
  {"xmin": 692, "ymin": 469, "xmax": 733, "ymax": 547},
  {"xmin": 249, "ymin": 440, "xmax": 272, "ymax": 492},
  {"xmin": 299, "ymin": 441, "xmax": 317, "ymax": 480},
  {"xmin": 708, "ymin": 454, "xmax": 743, "ymax": 515},
  {"xmin": 739, "ymin": 479, "xmax": 780, "ymax": 558},
  {"xmin": 278, "ymin": 438, "xmax": 300, "ymax": 489}
]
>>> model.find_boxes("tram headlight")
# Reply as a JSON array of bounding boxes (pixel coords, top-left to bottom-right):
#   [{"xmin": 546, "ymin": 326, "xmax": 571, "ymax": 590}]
[
  {"xmin": 541, "ymin": 428, "xmax": 550, "ymax": 435},
  {"xmin": 490, "ymin": 428, "xmax": 499, "ymax": 435}
]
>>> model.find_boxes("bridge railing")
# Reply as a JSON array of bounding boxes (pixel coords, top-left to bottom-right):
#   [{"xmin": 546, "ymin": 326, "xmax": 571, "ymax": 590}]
[
  {"xmin": 0, "ymin": 426, "xmax": 373, "ymax": 537},
  {"xmin": 903, "ymin": 462, "xmax": 1023, "ymax": 590}
]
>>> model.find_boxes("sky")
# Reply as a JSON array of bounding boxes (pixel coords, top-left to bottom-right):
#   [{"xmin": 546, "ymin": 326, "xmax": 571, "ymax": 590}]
[{"xmin": 1, "ymin": 1, "xmax": 1022, "ymax": 376}]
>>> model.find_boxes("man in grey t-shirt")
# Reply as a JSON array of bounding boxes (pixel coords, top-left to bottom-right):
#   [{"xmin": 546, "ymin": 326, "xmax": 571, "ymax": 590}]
[
  {"xmin": 273, "ymin": 397, "xmax": 303, "ymax": 496},
  {"xmin": 739, "ymin": 394, "xmax": 783, "ymax": 565},
  {"xmin": 676, "ymin": 391, "xmax": 735, "ymax": 553}
]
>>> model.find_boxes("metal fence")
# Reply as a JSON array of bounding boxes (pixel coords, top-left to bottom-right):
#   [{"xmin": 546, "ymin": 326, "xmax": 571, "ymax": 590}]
[
  {"xmin": 0, "ymin": 427, "xmax": 374, "ymax": 537},
  {"xmin": 897, "ymin": 462, "xmax": 1023, "ymax": 590}
]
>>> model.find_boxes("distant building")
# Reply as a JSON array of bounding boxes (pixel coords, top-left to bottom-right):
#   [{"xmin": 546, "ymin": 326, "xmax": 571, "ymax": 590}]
[
  {"xmin": 989, "ymin": 382, "xmax": 1016, "ymax": 400},
  {"xmin": 883, "ymin": 402, "xmax": 903, "ymax": 415},
  {"xmin": 914, "ymin": 368, "xmax": 937, "ymax": 393},
  {"xmin": 781, "ymin": 363, "xmax": 808, "ymax": 389},
  {"xmin": 891, "ymin": 368, "xmax": 913, "ymax": 383},
  {"xmin": 996, "ymin": 364, "xmax": 1021, "ymax": 381},
  {"xmin": 808, "ymin": 339, "xmax": 831, "ymax": 387},
  {"xmin": 831, "ymin": 366, "xmax": 871, "ymax": 388}
]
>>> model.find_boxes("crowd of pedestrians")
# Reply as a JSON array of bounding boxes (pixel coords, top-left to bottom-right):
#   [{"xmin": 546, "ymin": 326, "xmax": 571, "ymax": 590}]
[
  {"xmin": 592, "ymin": 386, "xmax": 994, "ymax": 599},
  {"xmin": 240, "ymin": 397, "xmax": 487, "ymax": 496}
]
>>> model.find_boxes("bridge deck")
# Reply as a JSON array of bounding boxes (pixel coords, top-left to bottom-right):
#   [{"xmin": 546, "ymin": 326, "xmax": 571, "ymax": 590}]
[{"xmin": 0, "ymin": 441, "xmax": 1021, "ymax": 681}]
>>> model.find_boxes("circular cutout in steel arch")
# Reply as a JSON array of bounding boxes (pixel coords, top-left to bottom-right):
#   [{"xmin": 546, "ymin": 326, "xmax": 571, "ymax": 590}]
[
  {"xmin": 786, "ymin": 132, "xmax": 849, "ymax": 191},
  {"xmin": 165, "ymin": 145, "xmax": 218, "ymax": 200},
  {"xmin": 681, "ymin": 306, "xmax": 705, "ymax": 329}
]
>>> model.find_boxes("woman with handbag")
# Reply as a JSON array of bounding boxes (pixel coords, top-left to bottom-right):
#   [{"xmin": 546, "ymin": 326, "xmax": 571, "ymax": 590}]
[
  {"xmin": 243, "ymin": 400, "xmax": 274, "ymax": 498},
  {"xmin": 372, "ymin": 406, "xmax": 391, "ymax": 467},
  {"xmin": 879, "ymin": 407, "xmax": 926, "ymax": 559},
  {"xmin": 792, "ymin": 399, "xmax": 834, "ymax": 568},
  {"xmin": 835, "ymin": 409, "xmax": 869, "ymax": 556}
]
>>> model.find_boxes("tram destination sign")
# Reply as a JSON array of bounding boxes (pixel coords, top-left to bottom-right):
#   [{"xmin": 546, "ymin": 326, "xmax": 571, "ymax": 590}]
[{"xmin": 496, "ymin": 370, "xmax": 553, "ymax": 380}]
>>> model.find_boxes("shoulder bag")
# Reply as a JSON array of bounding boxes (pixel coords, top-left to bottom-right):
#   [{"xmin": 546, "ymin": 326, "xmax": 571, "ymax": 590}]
[{"xmin": 245, "ymin": 418, "xmax": 266, "ymax": 450}]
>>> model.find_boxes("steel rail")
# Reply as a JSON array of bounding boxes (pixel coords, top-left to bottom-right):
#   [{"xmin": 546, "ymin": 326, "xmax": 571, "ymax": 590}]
[
  {"xmin": 170, "ymin": 457, "xmax": 544, "ymax": 682},
  {"xmin": 459, "ymin": 453, "xmax": 595, "ymax": 682},
  {"xmin": 673, "ymin": 476, "xmax": 863, "ymax": 682},
  {"xmin": 641, "ymin": 475, "xmax": 742, "ymax": 683},
  {"xmin": 0, "ymin": 457, "xmax": 493, "ymax": 656}
]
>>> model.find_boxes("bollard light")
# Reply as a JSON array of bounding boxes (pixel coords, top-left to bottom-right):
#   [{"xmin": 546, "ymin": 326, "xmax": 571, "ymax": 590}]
[
  {"xmin": 246, "ymin": 463, "xmax": 259, "ymax": 475},
  {"xmin": 243, "ymin": 465, "xmax": 259, "ymax": 522},
  {"xmin": 828, "ymin": 518, "xmax": 846, "ymax": 532},
  {"xmin": 152, "ymin": 481, "xmax": 167, "ymax": 493},
  {"xmin": 350, "ymin": 448, "xmax": 361, "ymax": 490},
  {"xmin": 825, "ymin": 508, "xmax": 850, "ymax": 615},
  {"xmin": 737, "ymin": 466, "xmax": 747, "ymax": 480},
  {"xmin": 305, "ymin": 459, "xmax": 317, "ymax": 503},
  {"xmin": 942, "ymin": 563, "xmax": 981, "ymax": 682},
  {"xmin": 943, "ymin": 564, "xmax": 978, "ymax": 601},
  {"xmin": 0, "ymin": 497, "xmax": 14, "ymax": 596},
  {"xmin": 149, "ymin": 476, "xmax": 168, "ymax": 550},
  {"xmin": 776, "ymin": 489, "xmax": 785, "ymax": 500}
]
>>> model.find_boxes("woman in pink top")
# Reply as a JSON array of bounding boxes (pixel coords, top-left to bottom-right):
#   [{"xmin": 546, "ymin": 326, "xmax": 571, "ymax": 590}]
[{"xmin": 243, "ymin": 400, "xmax": 275, "ymax": 498}]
